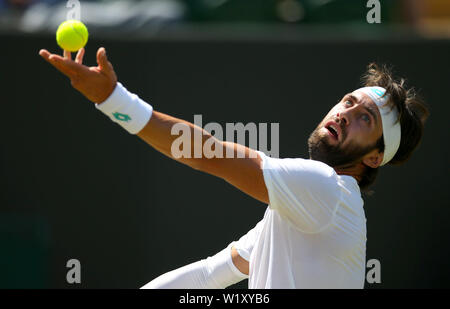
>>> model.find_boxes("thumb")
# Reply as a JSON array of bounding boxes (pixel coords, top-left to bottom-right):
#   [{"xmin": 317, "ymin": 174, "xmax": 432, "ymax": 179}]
[{"xmin": 97, "ymin": 47, "xmax": 114, "ymax": 74}]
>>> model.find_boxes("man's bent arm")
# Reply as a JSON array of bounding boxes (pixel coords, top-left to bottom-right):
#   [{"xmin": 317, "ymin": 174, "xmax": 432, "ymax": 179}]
[{"xmin": 137, "ymin": 111, "xmax": 269, "ymax": 205}]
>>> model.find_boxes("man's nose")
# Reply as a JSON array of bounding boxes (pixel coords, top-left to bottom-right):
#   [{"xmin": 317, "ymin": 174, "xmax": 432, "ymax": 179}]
[
  {"xmin": 337, "ymin": 104, "xmax": 363, "ymax": 125},
  {"xmin": 336, "ymin": 111, "xmax": 349, "ymax": 126}
]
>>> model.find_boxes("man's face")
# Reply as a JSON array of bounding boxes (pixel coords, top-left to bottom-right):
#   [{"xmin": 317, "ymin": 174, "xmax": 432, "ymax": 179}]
[{"xmin": 308, "ymin": 90, "xmax": 384, "ymax": 168}]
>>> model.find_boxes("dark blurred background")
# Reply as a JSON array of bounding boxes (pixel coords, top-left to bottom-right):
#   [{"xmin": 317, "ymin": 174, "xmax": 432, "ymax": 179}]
[{"xmin": 1, "ymin": 0, "xmax": 449, "ymax": 288}]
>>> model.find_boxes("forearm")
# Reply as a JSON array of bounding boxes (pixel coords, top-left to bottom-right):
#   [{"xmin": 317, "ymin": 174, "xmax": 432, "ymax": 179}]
[
  {"xmin": 137, "ymin": 110, "xmax": 220, "ymax": 171},
  {"xmin": 137, "ymin": 112, "xmax": 259, "ymax": 175}
]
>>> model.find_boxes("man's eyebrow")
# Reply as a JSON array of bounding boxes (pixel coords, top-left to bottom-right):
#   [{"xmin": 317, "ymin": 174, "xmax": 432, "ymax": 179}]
[{"xmin": 345, "ymin": 93, "xmax": 379, "ymax": 126}]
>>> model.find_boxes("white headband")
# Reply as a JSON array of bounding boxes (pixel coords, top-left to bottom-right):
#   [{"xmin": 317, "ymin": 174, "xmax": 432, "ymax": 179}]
[{"xmin": 355, "ymin": 86, "xmax": 401, "ymax": 166}]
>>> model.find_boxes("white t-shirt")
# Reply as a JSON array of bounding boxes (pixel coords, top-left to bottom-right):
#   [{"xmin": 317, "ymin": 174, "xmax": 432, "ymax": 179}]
[{"xmin": 235, "ymin": 151, "xmax": 367, "ymax": 289}]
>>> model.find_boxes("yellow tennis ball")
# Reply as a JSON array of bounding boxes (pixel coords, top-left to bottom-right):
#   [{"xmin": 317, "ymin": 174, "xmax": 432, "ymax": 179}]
[{"xmin": 56, "ymin": 20, "xmax": 89, "ymax": 52}]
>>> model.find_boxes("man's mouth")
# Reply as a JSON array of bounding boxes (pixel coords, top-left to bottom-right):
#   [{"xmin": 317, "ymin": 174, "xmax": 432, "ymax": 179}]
[{"xmin": 324, "ymin": 121, "xmax": 340, "ymax": 141}]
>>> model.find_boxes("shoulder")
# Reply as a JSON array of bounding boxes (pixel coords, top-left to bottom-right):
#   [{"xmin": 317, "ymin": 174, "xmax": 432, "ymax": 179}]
[{"xmin": 259, "ymin": 151, "xmax": 338, "ymax": 184}]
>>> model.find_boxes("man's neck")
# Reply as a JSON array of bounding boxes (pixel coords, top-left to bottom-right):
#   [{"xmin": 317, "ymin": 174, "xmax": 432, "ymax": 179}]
[
  {"xmin": 308, "ymin": 156, "xmax": 364, "ymax": 184},
  {"xmin": 333, "ymin": 163, "xmax": 365, "ymax": 183}
]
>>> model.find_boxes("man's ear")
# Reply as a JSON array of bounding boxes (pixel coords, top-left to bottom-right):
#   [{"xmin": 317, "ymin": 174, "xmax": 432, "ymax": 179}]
[{"xmin": 362, "ymin": 149, "xmax": 383, "ymax": 168}]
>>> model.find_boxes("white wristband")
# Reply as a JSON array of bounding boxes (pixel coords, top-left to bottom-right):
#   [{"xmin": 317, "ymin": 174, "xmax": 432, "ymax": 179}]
[{"xmin": 95, "ymin": 82, "xmax": 153, "ymax": 134}]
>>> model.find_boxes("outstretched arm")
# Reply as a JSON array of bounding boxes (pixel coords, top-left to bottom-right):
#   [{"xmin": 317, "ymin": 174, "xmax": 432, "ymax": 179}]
[{"xmin": 39, "ymin": 47, "xmax": 269, "ymax": 204}]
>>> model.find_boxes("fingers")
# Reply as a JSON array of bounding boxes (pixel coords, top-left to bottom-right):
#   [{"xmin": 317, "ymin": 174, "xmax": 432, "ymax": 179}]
[
  {"xmin": 39, "ymin": 49, "xmax": 50, "ymax": 57},
  {"xmin": 96, "ymin": 47, "xmax": 114, "ymax": 74},
  {"xmin": 39, "ymin": 49, "xmax": 52, "ymax": 61},
  {"xmin": 75, "ymin": 48, "xmax": 85, "ymax": 64},
  {"xmin": 48, "ymin": 56, "xmax": 78, "ymax": 78},
  {"xmin": 64, "ymin": 50, "xmax": 72, "ymax": 60},
  {"xmin": 39, "ymin": 49, "xmax": 70, "ymax": 75},
  {"xmin": 39, "ymin": 49, "xmax": 84, "ymax": 79}
]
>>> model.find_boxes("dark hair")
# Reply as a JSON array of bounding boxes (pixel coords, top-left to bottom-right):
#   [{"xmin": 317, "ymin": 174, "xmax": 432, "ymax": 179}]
[{"xmin": 358, "ymin": 63, "xmax": 430, "ymax": 193}]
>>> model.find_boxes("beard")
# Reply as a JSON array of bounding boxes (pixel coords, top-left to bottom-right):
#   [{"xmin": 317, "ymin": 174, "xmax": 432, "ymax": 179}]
[{"xmin": 307, "ymin": 125, "xmax": 377, "ymax": 168}]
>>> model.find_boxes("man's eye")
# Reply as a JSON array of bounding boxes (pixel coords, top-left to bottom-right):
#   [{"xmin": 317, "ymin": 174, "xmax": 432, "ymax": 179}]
[
  {"xmin": 362, "ymin": 114, "xmax": 370, "ymax": 123},
  {"xmin": 345, "ymin": 100, "xmax": 352, "ymax": 106}
]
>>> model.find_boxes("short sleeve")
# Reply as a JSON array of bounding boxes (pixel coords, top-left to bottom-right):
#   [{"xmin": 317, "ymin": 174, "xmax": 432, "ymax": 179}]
[
  {"xmin": 257, "ymin": 151, "xmax": 342, "ymax": 233},
  {"xmin": 234, "ymin": 220, "xmax": 264, "ymax": 261}
]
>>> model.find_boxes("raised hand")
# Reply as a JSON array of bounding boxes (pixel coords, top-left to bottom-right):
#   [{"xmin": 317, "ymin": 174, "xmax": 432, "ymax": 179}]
[{"xmin": 39, "ymin": 47, "xmax": 118, "ymax": 103}]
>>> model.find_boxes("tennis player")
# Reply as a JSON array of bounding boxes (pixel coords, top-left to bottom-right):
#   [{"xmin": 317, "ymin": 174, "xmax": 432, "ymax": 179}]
[{"xmin": 39, "ymin": 47, "xmax": 429, "ymax": 289}]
